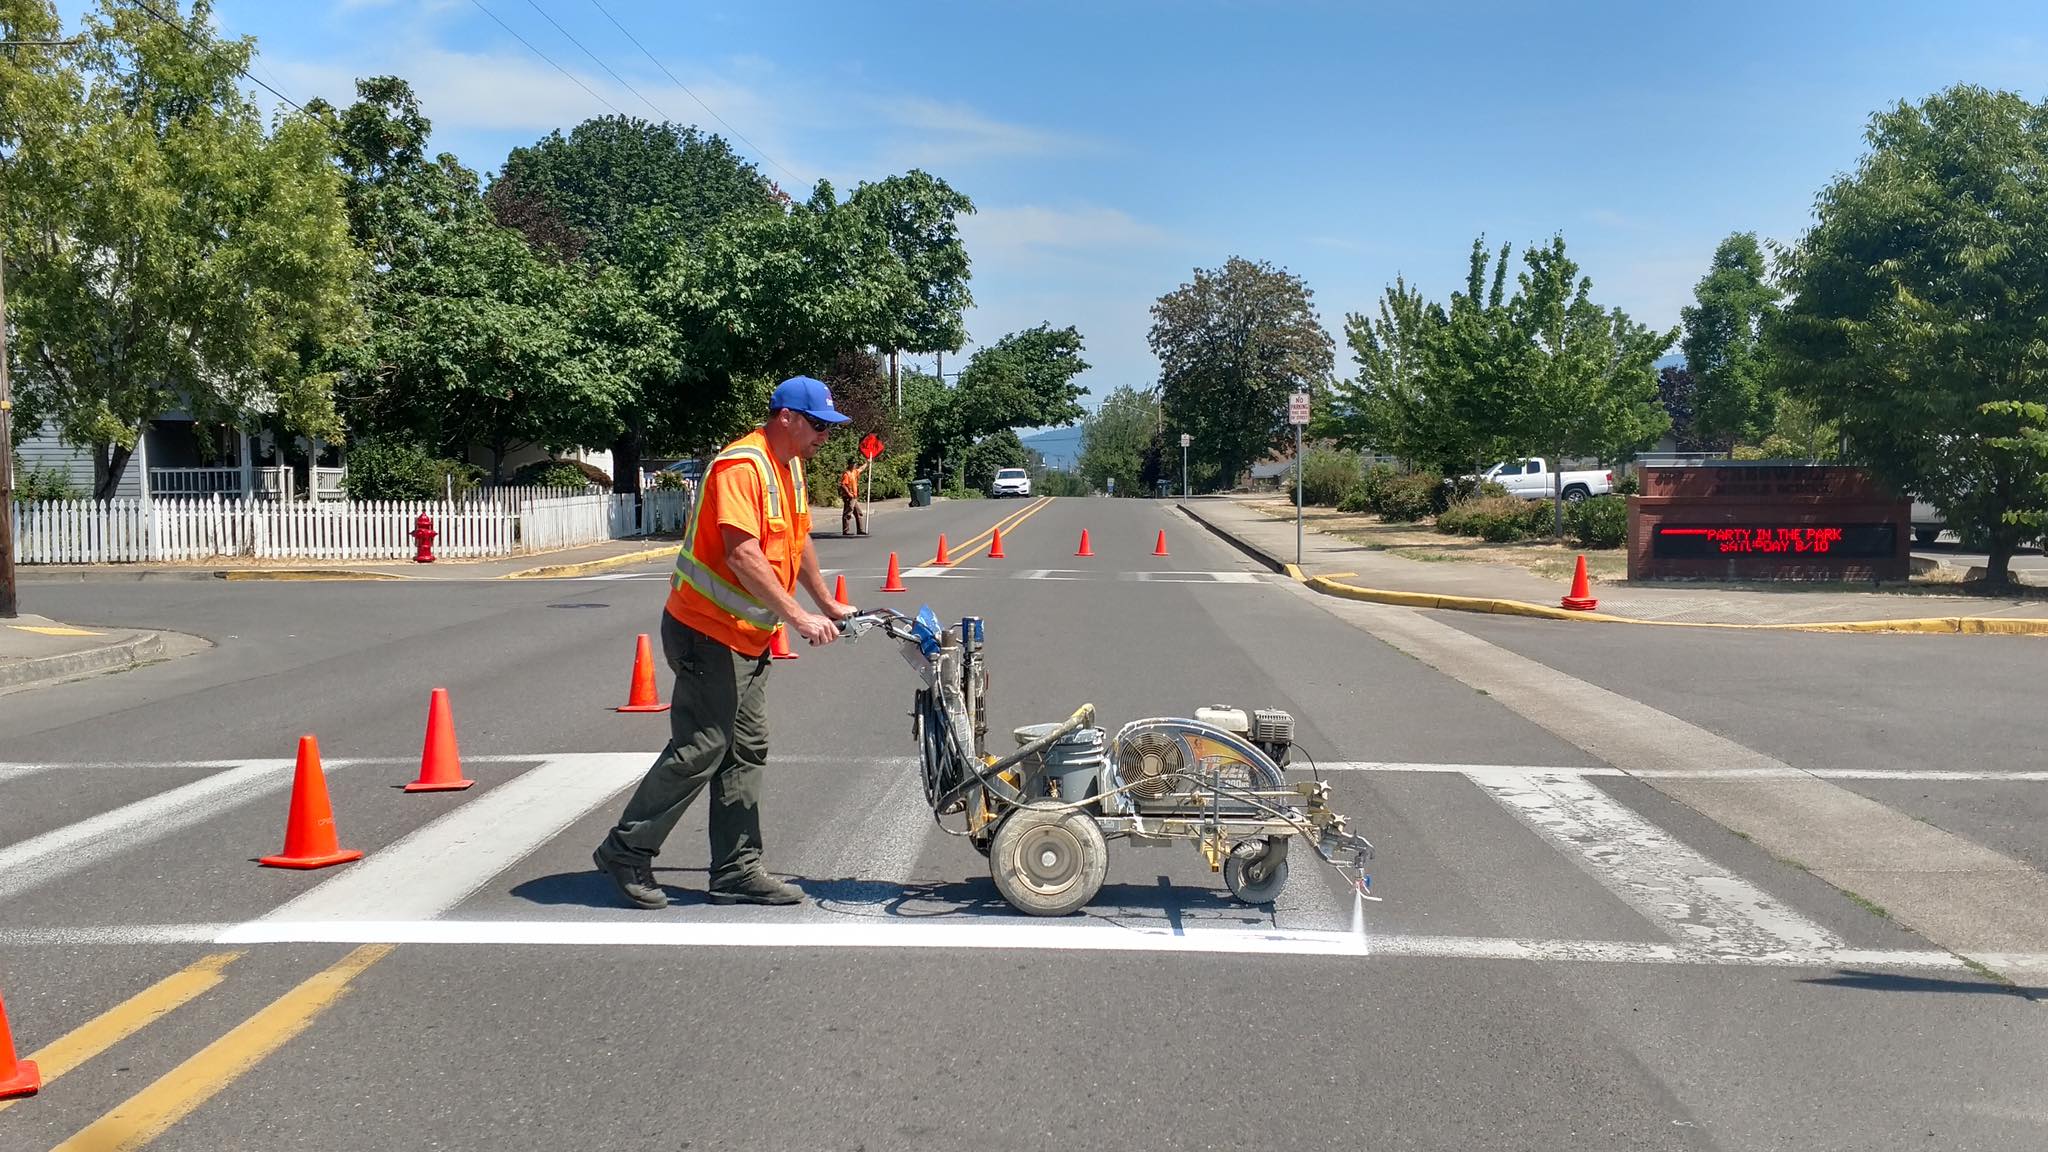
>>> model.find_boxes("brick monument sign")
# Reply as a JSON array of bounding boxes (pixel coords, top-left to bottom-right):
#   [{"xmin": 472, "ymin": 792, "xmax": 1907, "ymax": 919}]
[{"xmin": 1626, "ymin": 465, "xmax": 1909, "ymax": 583}]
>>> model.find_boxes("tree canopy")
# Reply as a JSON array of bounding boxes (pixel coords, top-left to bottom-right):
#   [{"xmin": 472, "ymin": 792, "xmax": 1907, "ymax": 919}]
[
  {"xmin": 4, "ymin": 0, "xmax": 365, "ymax": 496},
  {"xmin": 1151, "ymin": 257, "xmax": 1334, "ymax": 490},
  {"xmin": 1772, "ymin": 83, "xmax": 2048, "ymax": 584}
]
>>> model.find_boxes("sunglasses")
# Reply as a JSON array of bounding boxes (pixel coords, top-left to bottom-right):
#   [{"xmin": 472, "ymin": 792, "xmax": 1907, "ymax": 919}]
[{"xmin": 795, "ymin": 412, "xmax": 835, "ymax": 435}]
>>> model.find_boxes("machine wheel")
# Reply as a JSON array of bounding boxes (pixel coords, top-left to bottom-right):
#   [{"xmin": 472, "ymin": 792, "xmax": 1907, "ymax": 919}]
[
  {"xmin": 1224, "ymin": 849, "xmax": 1290, "ymax": 905},
  {"xmin": 989, "ymin": 801, "xmax": 1108, "ymax": 916}
]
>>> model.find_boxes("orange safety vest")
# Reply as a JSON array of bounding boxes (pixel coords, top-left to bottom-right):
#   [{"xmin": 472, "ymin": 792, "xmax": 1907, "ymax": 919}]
[
  {"xmin": 839, "ymin": 467, "xmax": 860, "ymax": 499},
  {"xmin": 664, "ymin": 429, "xmax": 810, "ymax": 657}
]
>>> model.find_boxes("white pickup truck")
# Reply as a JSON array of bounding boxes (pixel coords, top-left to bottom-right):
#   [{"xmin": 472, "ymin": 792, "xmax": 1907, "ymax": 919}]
[{"xmin": 1478, "ymin": 458, "xmax": 1614, "ymax": 503}]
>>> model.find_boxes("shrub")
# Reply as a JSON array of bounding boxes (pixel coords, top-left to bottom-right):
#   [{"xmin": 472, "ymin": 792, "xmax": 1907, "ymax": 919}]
[
  {"xmin": 1568, "ymin": 494, "xmax": 1629, "ymax": 549},
  {"xmin": 514, "ymin": 458, "xmax": 609, "ymax": 491},
  {"xmin": 1437, "ymin": 494, "xmax": 1549, "ymax": 542},
  {"xmin": 1611, "ymin": 470, "xmax": 1641, "ymax": 497},
  {"xmin": 1374, "ymin": 472, "xmax": 1441, "ymax": 522},
  {"xmin": 11, "ymin": 457, "xmax": 77, "ymax": 501},
  {"xmin": 342, "ymin": 440, "xmax": 481, "ymax": 501},
  {"xmin": 1297, "ymin": 448, "xmax": 1361, "ymax": 507}
]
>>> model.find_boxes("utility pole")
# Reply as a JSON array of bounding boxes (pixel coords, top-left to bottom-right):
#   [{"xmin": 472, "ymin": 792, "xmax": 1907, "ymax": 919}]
[{"xmin": 1, "ymin": 239, "xmax": 17, "ymax": 618}]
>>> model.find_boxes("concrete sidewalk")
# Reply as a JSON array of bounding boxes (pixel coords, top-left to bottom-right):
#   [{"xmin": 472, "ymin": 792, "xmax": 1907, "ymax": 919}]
[
  {"xmin": 0, "ymin": 614, "xmax": 201, "ymax": 691},
  {"xmin": 1180, "ymin": 494, "xmax": 2048, "ymax": 629}
]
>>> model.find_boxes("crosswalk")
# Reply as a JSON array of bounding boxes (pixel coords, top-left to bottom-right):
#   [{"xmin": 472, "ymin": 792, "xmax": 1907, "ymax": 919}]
[{"xmin": 0, "ymin": 752, "xmax": 2022, "ymax": 972}]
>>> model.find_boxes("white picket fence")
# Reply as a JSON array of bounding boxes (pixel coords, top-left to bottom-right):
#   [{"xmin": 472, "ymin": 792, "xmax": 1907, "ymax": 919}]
[{"xmin": 8, "ymin": 488, "xmax": 696, "ymax": 564}]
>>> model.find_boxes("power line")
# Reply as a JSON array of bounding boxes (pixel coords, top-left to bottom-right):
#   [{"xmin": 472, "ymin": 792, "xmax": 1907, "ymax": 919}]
[
  {"xmin": 466, "ymin": 0, "xmax": 622, "ymax": 118},
  {"xmin": 584, "ymin": 0, "xmax": 802, "ymax": 186},
  {"xmin": 131, "ymin": 0, "xmax": 300, "ymax": 112},
  {"xmin": 521, "ymin": 0, "xmax": 665, "ymax": 122}
]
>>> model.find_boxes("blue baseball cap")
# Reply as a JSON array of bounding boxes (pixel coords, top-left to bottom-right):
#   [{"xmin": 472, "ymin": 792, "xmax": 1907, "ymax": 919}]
[{"xmin": 770, "ymin": 376, "xmax": 850, "ymax": 423}]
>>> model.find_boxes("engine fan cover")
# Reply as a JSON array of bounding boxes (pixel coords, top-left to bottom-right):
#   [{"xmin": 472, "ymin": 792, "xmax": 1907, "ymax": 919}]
[
  {"xmin": 1116, "ymin": 728, "xmax": 1188, "ymax": 800},
  {"xmin": 1110, "ymin": 719, "xmax": 1286, "ymax": 809}
]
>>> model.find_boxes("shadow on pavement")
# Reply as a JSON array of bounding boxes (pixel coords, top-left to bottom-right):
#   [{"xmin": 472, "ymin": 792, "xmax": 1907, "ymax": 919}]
[{"xmin": 1800, "ymin": 969, "xmax": 2043, "ymax": 1001}]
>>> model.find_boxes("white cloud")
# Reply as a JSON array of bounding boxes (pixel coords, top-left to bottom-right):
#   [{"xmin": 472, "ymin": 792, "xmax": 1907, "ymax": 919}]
[
  {"xmin": 961, "ymin": 204, "xmax": 1172, "ymax": 257},
  {"xmin": 863, "ymin": 96, "xmax": 1086, "ymax": 169}
]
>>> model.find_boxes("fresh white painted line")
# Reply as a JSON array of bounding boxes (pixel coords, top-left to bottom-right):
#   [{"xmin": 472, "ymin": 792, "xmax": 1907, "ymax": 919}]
[
  {"xmin": 8, "ymin": 753, "xmax": 2048, "ymax": 784},
  {"xmin": 7, "ymin": 757, "xmax": 2046, "ymax": 782},
  {"xmin": 1316, "ymin": 761, "xmax": 1618, "ymax": 777},
  {"xmin": 1018, "ymin": 569, "xmax": 1084, "ymax": 580},
  {"xmin": 252, "ymin": 753, "xmax": 649, "ymax": 923},
  {"xmin": 1, "ymin": 924, "xmax": 230, "ymax": 945},
  {"xmin": 0, "ymin": 760, "xmax": 294, "ymax": 902},
  {"xmin": 1468, "ymin": 770, "xmax": 1843, "ymax": 959},
  {"xmin": 216, "ymin": 918, "xmax": 1374, "ymax": 955},
  {"xmin": 1122, "ymin": 570, "xmax": 1267, "ymax": 584}
]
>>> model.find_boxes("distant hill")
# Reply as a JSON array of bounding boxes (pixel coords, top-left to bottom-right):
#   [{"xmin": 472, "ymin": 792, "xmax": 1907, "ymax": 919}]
[
  {"xmin": 1019, "ymin": 425, "xmax": 1083, "ymax": 470},
  {"xmin": 1654, "ymin": 353, "xmax": 1685, "ymax": 371}
]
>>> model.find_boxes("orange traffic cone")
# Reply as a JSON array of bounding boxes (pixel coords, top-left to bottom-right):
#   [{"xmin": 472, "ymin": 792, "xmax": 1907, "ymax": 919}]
[
  {"xmin": 881, "ymin": 552, "xmax": 907, "ymax": 593},
  {"xmin": 616, "ymin": 633, "xmax": 670, "ymax": 713},
  {"xmin": 770, "ymin": 625, "xmax": 799, "ymax": 660},
  {"xmin": 0, "ymin": 991, "xmax": 39, "ymax": 1100},
  {"xmin": 260, "ymin": 735, "xmax": 364, "ymax": 870},
  {"xmin": 989, "ymin": 527, "xmax": 1006, "ymax": 559},
  {"xmin": 833, "ymin": 572, "xmax": 848, "ymax": 603},
  {"xmin": 1075, "ymin": 529, "xmax": 1094, "ymax": 557},
  {"xmin": 1152, "ymin": 529, "xmax": 1169, "ymax": 557},
  {"xmin": 405, "ymin": 688, "xmax": 474, "ymax": 792},
  {"xmin": 1561, "ymin": 555, "xmax": 1598, "ymax": 611},
  {"xmin": 933, "ymin": 533, "xmax": 952, "ymax": 566}
]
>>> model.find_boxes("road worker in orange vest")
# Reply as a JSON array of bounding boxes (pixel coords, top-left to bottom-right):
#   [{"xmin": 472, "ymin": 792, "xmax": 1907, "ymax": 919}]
[
  {"xmin": 839, "ymin": 458, "xmax": 869, "ymax": 536},
  {"xmin": 593, "ymin": 376, "xmax": 856, "ymax": 909}
]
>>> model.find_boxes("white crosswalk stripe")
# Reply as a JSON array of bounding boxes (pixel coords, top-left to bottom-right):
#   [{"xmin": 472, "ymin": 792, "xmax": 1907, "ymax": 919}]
[{"xmin": 5, "ymin": 754, "xmax": 2038, "ymax": 966}]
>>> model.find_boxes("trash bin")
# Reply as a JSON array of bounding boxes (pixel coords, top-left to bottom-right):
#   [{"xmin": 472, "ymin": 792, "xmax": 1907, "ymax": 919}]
[{"xmin": 909, "ymin": 479, "xmax": 932, "ymax": 508}]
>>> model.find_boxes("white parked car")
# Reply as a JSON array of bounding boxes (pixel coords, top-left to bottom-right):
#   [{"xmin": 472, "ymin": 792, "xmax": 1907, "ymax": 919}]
[
  {"xmin": 1477, "ymin": 458, "xmax": 1613, "ymax": 503},
  {"xmin": 991, "ymin": 467, "xmax": 1032, "ymax": 498}
]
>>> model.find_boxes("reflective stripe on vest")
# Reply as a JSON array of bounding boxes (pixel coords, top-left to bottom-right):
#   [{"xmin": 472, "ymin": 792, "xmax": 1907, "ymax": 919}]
[{"xmin": 669, "ymin": 442, "xmax": 791, "ymax": 630}]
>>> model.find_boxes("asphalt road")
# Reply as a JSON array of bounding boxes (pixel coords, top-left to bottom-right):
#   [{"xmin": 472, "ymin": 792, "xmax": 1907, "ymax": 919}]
[{"xmin": 2, "ymin": 495, "xmax": 2043, "ymax": 1152}]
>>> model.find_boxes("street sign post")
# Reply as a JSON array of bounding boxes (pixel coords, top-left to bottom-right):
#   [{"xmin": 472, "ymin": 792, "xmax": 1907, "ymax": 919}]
[
  {"xmin": 1289, "ymin": 392, "xmax": 1310, "ymax": 568},
  {"xmin": 1179, "ymin": 433, "xmax": 1191, "ymax": 499}
]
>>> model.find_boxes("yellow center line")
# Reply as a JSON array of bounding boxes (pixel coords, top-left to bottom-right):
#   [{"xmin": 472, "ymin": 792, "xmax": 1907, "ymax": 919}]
[
  {"xmin": 0, "ymin": 954, "xmax": 242, "ymax": 1116},
  {"xmin": 924, "ymin": 497, "xmax": 1049, "ymax": 566},
  {"xmin": 48, "ymin": 945, "xmax": 392, "ymax": 1152}
]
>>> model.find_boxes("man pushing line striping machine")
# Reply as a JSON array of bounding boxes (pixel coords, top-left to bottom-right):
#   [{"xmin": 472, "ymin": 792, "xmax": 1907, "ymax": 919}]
[{"xmin": 834, "ymin": 604, "xmax": 1377, "ymax": 916}]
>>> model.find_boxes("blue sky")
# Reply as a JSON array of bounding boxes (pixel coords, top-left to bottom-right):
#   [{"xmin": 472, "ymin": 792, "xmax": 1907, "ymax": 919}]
[{"xmin": 61, "ymin": 1, "xmax": 2048, "ymax": 412}]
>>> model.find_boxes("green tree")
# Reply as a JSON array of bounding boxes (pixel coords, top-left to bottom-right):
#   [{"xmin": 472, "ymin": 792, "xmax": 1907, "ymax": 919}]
[
  {"xmin": 489, "ymin": 115, "xmax": 780, "ymax": 264},
  {"xmin": 1151, "ymin": 257, "xmax": 1334, "ymax": 490},
  {"xmin": 1507, "ymin": 236, "xmax": 1674, "ymax": 534},
  {"xmin": 907, "ymin": 324, "xmax": 1088, "ymax": 482},
  {"xmin": 849, "ymin": 170, "xmax": 975, "ymax": 359},
  {"xmin": 1078, "ymin": 385, "xmax": 1159, "ymax": 496},
  {"xmin": 1772, "ymin": 85, "xmax": 2048, "ymax": 584},
  {"xmin": 660, "ymin": 180, "xmax": 914, "ymax": 454},
  {"xmin": 488, "ymin": 116, "xmax": 780, "ymax": 489},
  {"xmin": 3, "ymin": 0, "xmax": 366, "ymax": 497},
  {"xmin": 1682, "ymin": 233, "xmax": 1783, "ymax": 448},
  {"xmin": 1331, "ymin": 275, "xmax": 1442, "ymax": 457},
  {"xmin": 378, "ymin": 216, "xmax": 626, "ymax": 479}
]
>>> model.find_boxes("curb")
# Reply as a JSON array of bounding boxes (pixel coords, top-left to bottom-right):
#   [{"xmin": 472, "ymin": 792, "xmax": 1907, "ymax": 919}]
[
  {"xmin": 503, "ymin": 543, "xmax": 679, "ymax": 580},
  {"xmin": 1178, "ymin": 500, "xmax": 2048, "ymax": 636},
  {"xmin": 0, "ymin": 631, "xmax": 167, "ymax": 690},
  {"xmin": 214, "ymin": 569, "xmax": 411, "ymax": 582}
]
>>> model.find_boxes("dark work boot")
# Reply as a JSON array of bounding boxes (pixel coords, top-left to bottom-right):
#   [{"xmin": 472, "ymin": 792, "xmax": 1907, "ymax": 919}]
[
  {"xmin": 707, "ymin": 871, "xmax": 804, "ymax": 906},
  {"xmin": 593, "ymin": 848, "xmax": 668, "ymax": 909}
]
